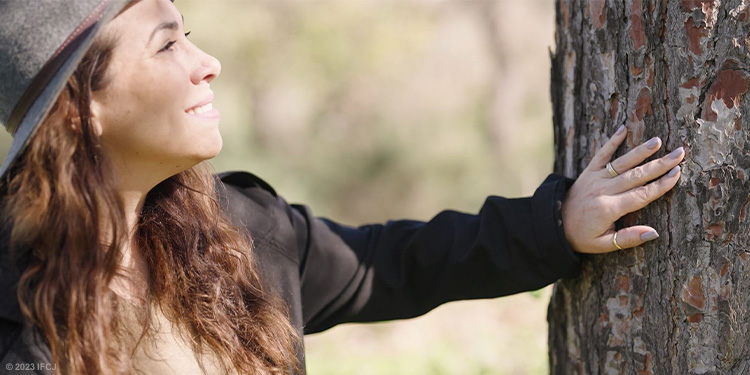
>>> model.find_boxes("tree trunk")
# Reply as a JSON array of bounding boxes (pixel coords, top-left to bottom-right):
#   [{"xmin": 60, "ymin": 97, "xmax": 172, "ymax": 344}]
[{"xmin": 547, "ymin": 0, "xmax": 750, "ymax": 374}]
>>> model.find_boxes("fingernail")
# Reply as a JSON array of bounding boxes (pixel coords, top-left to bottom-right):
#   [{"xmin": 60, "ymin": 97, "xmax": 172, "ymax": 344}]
[
  {"xmin": 615, "ymin": 125, "xmax": 625, "ymax": 135},
  {"xmin": 646, "ymin": 137, "xmax": 660, "ymax": 149},
  {"xmin": 641, "ymin": 231, "xmax": 659, "ymax": 242},
  {"xmin": 667, "ymin": 165, "xmax": 681, "ymax": 177},
  {"xmin": 669, "ymin": 147, "xmax": 685, "ymax": 159}
]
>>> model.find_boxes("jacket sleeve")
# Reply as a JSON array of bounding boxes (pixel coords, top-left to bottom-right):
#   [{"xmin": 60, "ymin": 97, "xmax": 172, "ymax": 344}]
[{"xmin": 290, "ymin": 173, "xmax": 581, "ymax": 334}]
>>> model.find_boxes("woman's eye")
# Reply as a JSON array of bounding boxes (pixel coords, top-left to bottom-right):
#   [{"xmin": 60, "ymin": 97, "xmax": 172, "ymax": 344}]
[
  {"xmin": 158, "ymin": 32, "xmax": 191, "ymax": 53},
  {"xmin": 160, "ymin": 40, "xmax": 176, "ymax": 52}
]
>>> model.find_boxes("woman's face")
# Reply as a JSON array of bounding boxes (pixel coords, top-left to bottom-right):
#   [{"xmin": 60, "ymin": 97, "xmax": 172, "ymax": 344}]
[{"xmin": 91, "ymin": 0, "xmax": 222, "ymax": 185}]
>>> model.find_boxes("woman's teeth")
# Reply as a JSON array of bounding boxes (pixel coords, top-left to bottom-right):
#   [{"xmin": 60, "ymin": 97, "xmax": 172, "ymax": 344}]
[{"xmin": 187, "ymin": 102, "xmax": 212, "ymax": 115}]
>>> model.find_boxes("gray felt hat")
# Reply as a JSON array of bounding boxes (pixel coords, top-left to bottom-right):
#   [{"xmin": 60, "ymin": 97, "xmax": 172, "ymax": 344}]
[{"xmin": 0, "ymin": 0, "xmax": 128, "ymax": 180}]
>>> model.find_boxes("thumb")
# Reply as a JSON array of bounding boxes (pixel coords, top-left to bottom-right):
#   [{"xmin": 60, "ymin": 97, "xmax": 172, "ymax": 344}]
[{"xmin": 610, "ymin": 226, "xmax": 660, "ymax": 250}]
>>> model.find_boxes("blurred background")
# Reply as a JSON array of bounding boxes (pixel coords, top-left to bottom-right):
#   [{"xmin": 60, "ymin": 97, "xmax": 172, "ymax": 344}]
[{"xmin": 0, "ymin": 1, "xmax": 558, "ymax": 374}]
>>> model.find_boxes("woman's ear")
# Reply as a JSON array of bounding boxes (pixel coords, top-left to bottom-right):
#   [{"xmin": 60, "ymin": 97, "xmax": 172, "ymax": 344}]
[{"xmin": 89, "ymin": 95, "xmax": 105, "ymax": 136}]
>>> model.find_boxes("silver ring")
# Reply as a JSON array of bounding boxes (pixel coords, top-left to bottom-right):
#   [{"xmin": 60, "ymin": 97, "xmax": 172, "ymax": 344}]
[
  {"xmin": 606, "ymin": 162, "xmax": 619, "ymax": 177},
  {"xmin": 613, "ymin": 231, "xmax": 623, "ymax": 250}
]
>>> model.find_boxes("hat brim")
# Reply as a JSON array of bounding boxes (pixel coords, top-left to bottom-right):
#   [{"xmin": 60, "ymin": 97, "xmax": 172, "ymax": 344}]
[{"xmin": 0, "ymin": 1, "xmax": 128, "ymax": 182}]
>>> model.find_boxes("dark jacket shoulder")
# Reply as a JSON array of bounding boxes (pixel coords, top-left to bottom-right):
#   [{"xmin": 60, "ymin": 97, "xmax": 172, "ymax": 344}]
[{"xmin": 216, "ymin": 171, "xmax": 302, "ymax": 265}]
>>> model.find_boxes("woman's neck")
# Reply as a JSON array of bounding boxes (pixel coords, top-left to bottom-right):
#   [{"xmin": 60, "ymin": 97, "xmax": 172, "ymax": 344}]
[
  {"xmin": 109, "ymin": 189, "xmax": 150, "ymax": 303},
  {"xmin": 121, "ymin": 189, "xmax": 147, "ymax": 236}
]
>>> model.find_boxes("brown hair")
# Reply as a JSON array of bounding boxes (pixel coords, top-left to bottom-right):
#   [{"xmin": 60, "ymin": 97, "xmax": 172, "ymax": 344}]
[{"xmin": 5, "ymin": 26, "xmax": 299, "ymax": 375}]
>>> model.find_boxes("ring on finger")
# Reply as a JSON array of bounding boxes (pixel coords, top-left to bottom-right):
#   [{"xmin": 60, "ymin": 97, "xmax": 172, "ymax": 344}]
[
  {"xmin": 606, "ymin": 162, "xmax": 620, "ymax": 177},
  {"xmin": 613, "ymin": 231, "xmax": 623, "ymax": 250}
]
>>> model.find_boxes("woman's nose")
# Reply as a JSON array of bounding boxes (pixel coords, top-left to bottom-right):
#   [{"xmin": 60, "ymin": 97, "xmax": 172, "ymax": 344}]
[{"xmin": 191, "ymin": 48, "xmax": 221, "ymax": 85}]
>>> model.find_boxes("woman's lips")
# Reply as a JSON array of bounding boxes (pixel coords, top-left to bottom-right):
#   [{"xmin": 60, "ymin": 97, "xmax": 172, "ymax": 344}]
[
  {"xmin": 186, "ymin": 94, "xmax": 219, "ymax": 120},
  {"xmin": 186, "ymin": 102, "xmax": 213, "ymax": 115}
]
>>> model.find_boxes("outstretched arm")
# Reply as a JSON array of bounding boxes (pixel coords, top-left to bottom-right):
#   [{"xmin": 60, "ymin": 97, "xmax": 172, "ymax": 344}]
[{"xmin": 291, "ymin": 174, "xmax": 579, "ymax": 333}]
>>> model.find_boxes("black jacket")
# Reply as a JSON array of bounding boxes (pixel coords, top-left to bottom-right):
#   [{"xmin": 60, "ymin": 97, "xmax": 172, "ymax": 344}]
[{"xmin": 0, "ymin": 171, "xmax": 580, "ymax": 374}]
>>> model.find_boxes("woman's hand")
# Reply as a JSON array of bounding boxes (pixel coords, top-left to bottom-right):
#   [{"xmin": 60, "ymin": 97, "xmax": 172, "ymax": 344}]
[{"xmin": 561, "ymin": 125, "xmax": 685, "ymax": 254}]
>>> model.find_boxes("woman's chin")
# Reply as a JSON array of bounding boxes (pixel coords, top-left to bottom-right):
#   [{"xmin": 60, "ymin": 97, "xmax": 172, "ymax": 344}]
[
  {"xmin": 190, "ymin": 135, "xmax": 223, "ymax": 162},
  {"xmin": 191, "ymin": 143, "xmax": 224, "ymax": 166},
  {"xmin": 204, "ymin": 139, "xmax": 223, "ymax": 160}
]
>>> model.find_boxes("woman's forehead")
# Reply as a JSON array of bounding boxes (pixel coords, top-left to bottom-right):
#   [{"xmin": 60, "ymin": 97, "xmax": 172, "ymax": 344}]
[{"xmin": 108, "ymin": 0, "xmax": 182, "ymax": 39}]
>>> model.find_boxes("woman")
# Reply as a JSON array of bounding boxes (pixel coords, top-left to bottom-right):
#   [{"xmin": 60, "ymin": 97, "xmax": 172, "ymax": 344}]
[{"xmin": 0, "ymin": 0, "xmax": 684, "ymax": 374}]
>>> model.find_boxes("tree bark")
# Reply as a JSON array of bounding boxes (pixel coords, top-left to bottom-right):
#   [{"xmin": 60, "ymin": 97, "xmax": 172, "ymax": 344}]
[{"xmin": 548, "ymin": 0, "xmax": 750, "ymax": 374}]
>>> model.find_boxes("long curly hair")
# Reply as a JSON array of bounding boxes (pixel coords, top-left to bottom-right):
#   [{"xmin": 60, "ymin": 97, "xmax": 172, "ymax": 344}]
[{"xmin": 4, "ymin": 21, "xmax": 299, "ymax": 375}]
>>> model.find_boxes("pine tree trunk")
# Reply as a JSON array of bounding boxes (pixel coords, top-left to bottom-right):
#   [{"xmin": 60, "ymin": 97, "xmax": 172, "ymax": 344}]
[{"xmin": 548, "ymin": 0, "xmax": 750, "ymax": 373}]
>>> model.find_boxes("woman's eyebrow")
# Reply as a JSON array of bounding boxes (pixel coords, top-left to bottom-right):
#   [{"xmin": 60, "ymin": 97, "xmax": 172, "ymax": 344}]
[{"xmin": 148, "ymin": 21, "xmax": 179, "ymax": 45}]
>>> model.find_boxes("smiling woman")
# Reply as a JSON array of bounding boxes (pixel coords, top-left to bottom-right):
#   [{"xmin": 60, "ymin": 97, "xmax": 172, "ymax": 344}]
[
  {"xmin": 0, "ymin": 1, "xmax": 297, "ymax": 375},
  {"xmin": 0, "ymin": 1, "xmax": 685, "ymax": 375},
  {"xmin": 92, "ymin": 0, "xmax": 223, "ymax": 193}
]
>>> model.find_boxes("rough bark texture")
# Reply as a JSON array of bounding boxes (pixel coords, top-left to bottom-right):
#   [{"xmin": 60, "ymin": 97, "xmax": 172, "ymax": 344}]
[{"xmin": 548, "ymin": 0, "xmax": 750, "ymax": 374}]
